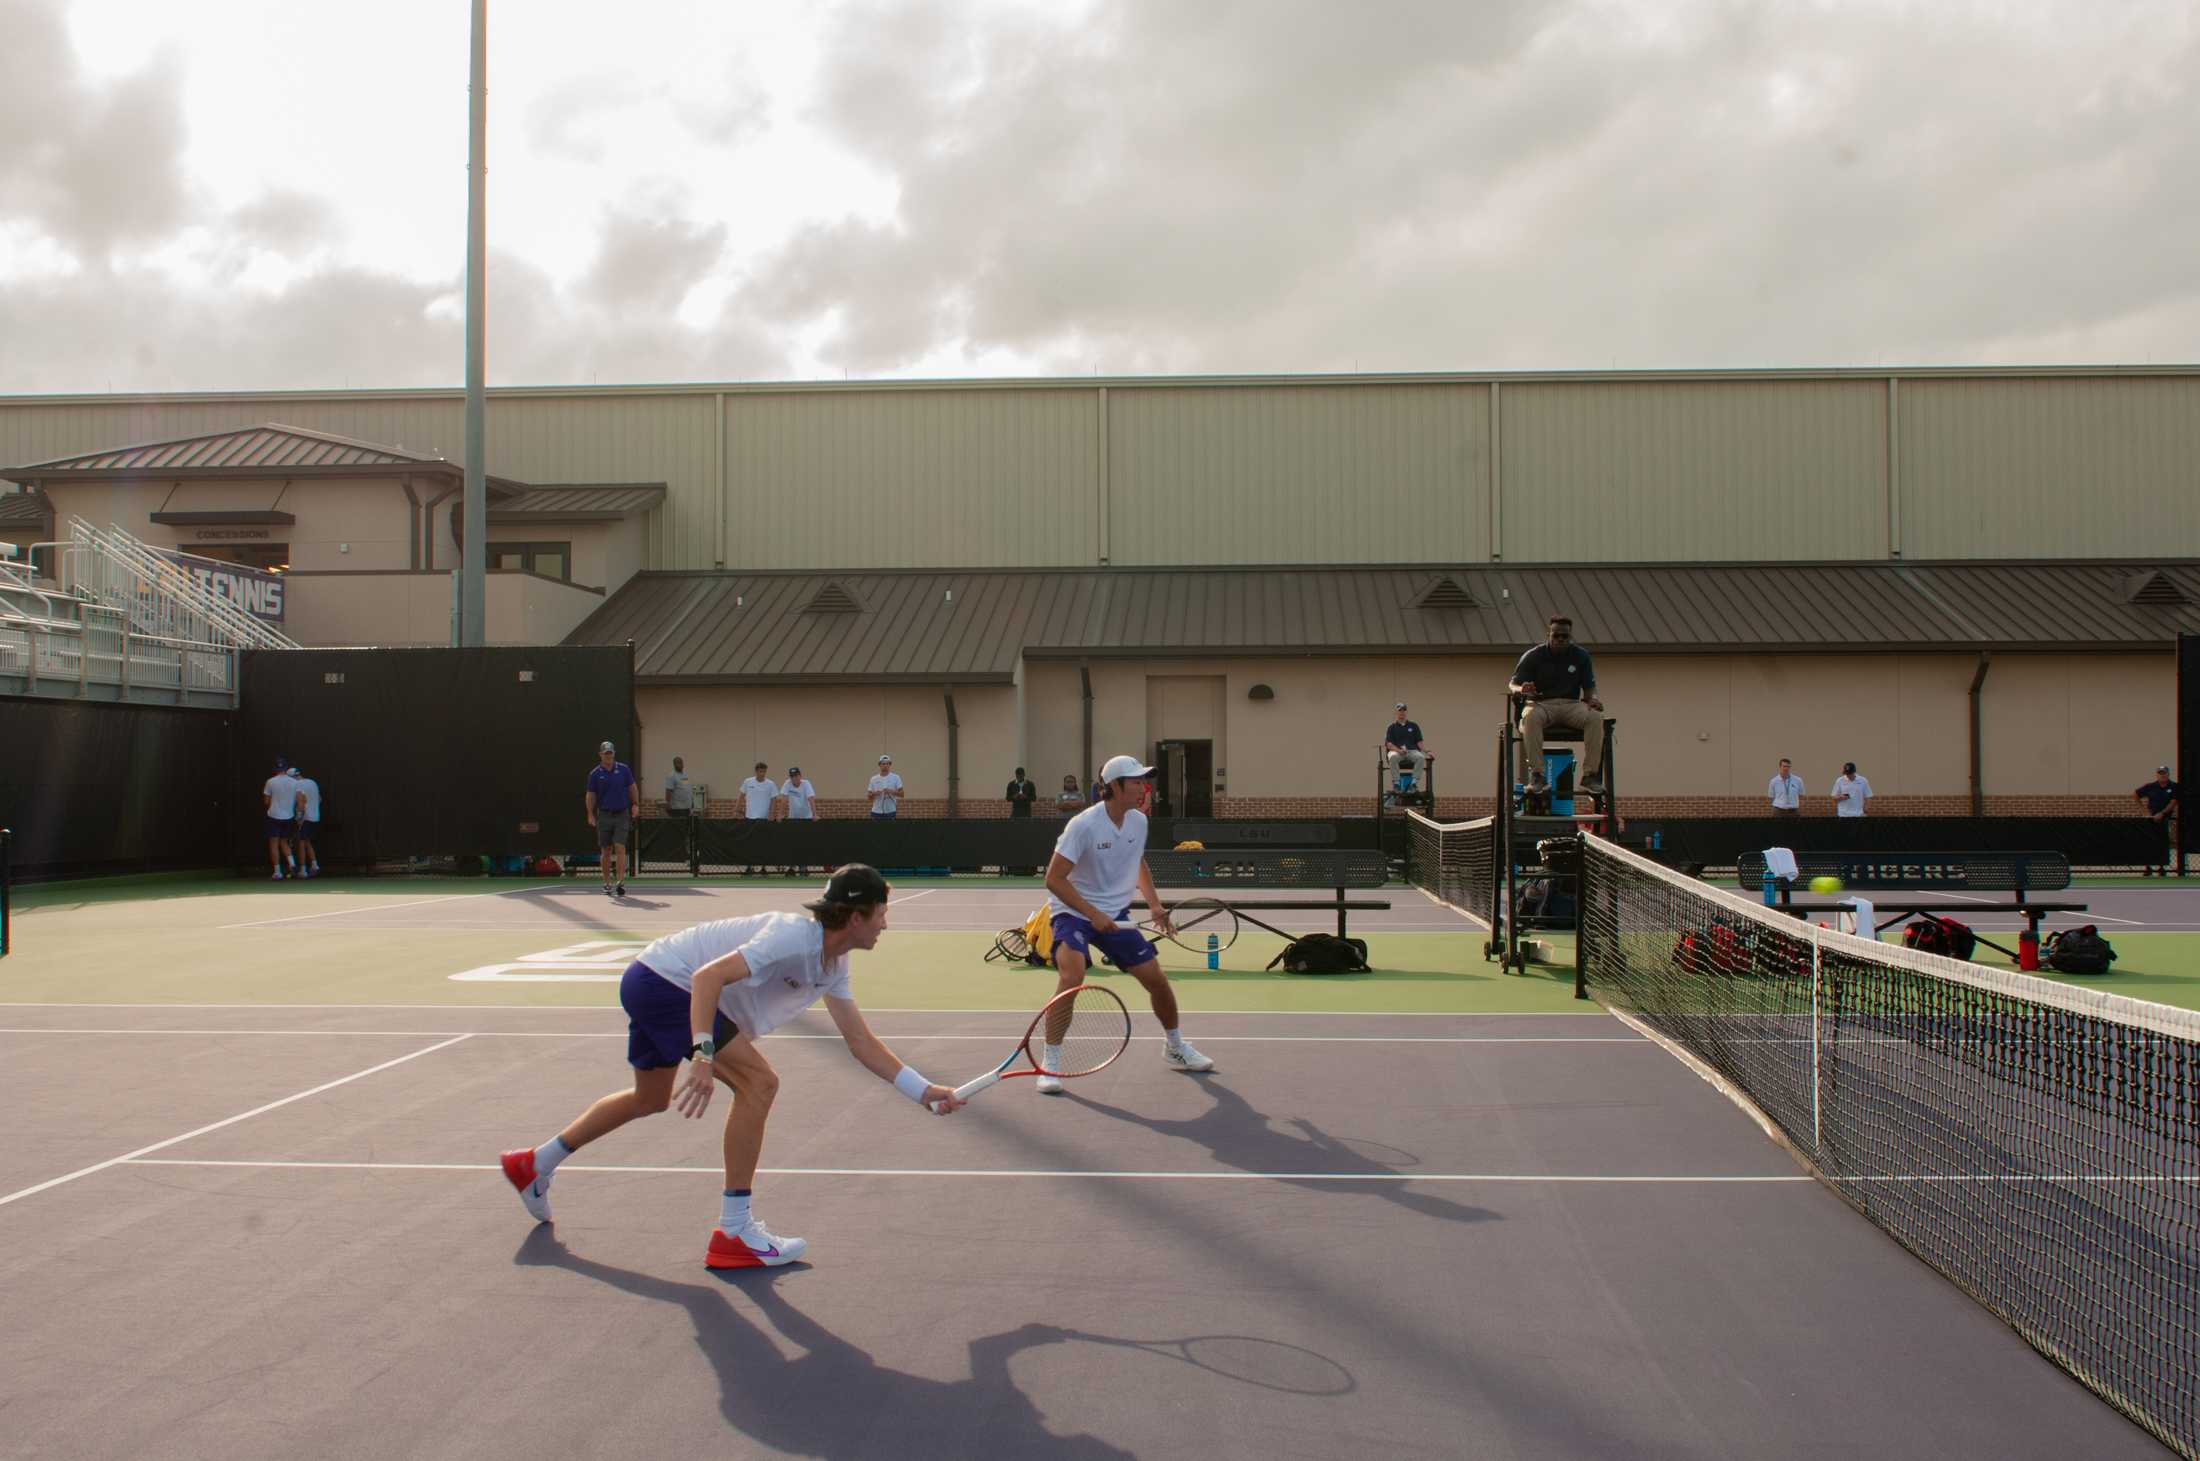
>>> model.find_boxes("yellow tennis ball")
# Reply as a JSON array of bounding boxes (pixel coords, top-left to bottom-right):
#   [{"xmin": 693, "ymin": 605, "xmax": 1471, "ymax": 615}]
[{"xmin": 1809, "ymin": 875, "xmax": 1843, "ymax": 896}]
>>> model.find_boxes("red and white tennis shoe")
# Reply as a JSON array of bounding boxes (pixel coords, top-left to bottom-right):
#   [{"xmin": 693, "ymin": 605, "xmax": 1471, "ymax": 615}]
[
  {"xmin": 499, "ymin": 1148, "xmax": 553, "ymax": 1223},
  {"xmin": 706, "ymin": 1220, "xmax": 808, "ymax": 1269}
]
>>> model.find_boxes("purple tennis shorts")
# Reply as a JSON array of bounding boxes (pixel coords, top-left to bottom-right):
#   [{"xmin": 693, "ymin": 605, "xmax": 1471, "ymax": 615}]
[{"xmin": 1049, "ymin": 911, "xmax": 1159, "ymax": 971}]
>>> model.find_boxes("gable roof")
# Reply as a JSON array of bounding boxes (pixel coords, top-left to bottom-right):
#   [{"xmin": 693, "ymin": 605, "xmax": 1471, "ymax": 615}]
[
  {"xmin": 4, "ymin": 423, "xmax": 526, "ymax": 496},
  {"xmin": 564, "ymin": 561, "xmax": 2200, "ymax": 686},
  {"xmin": 0, "ymin": 488, "xmax": 52, "ymax": 527}
]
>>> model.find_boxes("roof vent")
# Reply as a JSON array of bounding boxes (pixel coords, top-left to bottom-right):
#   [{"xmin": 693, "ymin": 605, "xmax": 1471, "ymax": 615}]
[
  {"xmin": 1414, "ymin": 575, "xmax": 1476, "ymax": 610},
  {"xmin": 2125, "ymin": 571, "xmax": 2190, "ymax": 608},
  {"xmin": 803, "ymin": 581, "xmax": 864, "ymax": 614}
]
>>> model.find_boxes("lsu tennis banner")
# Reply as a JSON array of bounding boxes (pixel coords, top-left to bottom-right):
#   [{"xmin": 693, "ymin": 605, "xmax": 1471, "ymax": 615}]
[{"xmin": 153, "ymin": 547, "xmax": 285, "ymax": 623}]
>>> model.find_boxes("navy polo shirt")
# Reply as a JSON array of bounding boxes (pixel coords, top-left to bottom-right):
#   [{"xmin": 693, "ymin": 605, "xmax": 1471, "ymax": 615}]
[
  {"xmin": 1385, "ymin": 719, "xmax": 1424, "ymax": 751},
  {"xmin": 2137, "ymin": 780, "xmax": 2180, "ymax": 816},
  {"xmin": 588, "ymin": 761, "xmax": 637, "ymax": 812},
  {"xmin": 1513, "ymin": 643, "xmax": 1596, "ymax": 700}
]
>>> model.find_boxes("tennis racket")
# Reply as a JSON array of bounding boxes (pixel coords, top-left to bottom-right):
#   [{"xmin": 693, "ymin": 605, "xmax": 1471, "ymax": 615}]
[
  {"xmin": 933, "ymin": 983, "xmax": 1131, "ymax": 1108},
  {"xmin": 1141, "ymin": 896, "xmax": 1239, "ymax": 955}
]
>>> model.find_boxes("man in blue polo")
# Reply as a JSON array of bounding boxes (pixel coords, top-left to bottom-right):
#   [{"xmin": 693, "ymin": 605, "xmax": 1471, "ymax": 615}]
[
  {"xmin": 586, "ymin": 740, "xmax": 639, "ymax": 898},
  {"xmin": 2136, "ymin": 765, "xmax": 2182, "ymax": 877}
]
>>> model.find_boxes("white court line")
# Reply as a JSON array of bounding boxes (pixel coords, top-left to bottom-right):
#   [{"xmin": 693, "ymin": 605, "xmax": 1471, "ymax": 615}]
[
  {"xmin": 218, "ymin": 887, "xmax": 536, "ymax": 930},
  {"xmin": 0, "ymin": 1035, "xmax": 473, "ymax": 1211},
  {"xmin": 0, "ymin": 1028, "xmax": 1642, "ymax": 1044},
  {"xmin": 120, "ymin": 1158, "xmax": 1807, "ymax": 1183}
]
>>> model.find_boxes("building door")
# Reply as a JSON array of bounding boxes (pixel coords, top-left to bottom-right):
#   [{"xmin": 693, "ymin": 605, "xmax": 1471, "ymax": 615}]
[{"xmin": 1153, "ymin": 739, "xmax": 1214, "ymax": 818}]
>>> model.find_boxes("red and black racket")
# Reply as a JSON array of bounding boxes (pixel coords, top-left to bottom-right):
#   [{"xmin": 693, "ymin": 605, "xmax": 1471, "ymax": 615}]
[{"xmin": 934, "ymin": 983, "xmax": 1132, "ymax": 1108}]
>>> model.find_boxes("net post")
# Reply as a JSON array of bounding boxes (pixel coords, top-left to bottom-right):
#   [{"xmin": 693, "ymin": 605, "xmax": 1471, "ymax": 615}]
[
  {"xmin": 1571, "ymin": 837, "xmax": 1587, "ymax": 1000},
  {"xmin": 1808, "ymin": 921, "xmax": 1821, "ymax": 1153}
]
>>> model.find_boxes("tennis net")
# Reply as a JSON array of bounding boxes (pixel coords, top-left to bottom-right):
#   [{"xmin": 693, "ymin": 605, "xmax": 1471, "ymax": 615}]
[
  {"xmin": 1577, "ymin": 833, "xmax": 2199, "ymax": 1457},
  {"xmin": 1406, "ymin": 811, "xmax": 1494, "ymax": 926}
]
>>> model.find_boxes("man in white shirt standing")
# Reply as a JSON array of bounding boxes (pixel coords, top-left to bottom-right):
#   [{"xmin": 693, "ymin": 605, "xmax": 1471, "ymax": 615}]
[
  {"xmin": 293, "ymin": 768, "xmax": 323, "ymax": 877},
  {"xmin": 1832, "ymin": 761, "xmax": 1872, "ymax": 817},
  {"xmin": 867, "ymin": 755, "xmax": 903, "ymax": 819},
  {"xmin": 498, "ymin": 865, "xmax": 962, "ymax": 1269},
  {"xmin": 780, "ymin": 767, "xmax": 817, "ymax": 820},
  {"xmin": 261, "ymin": 759, "xmax": 302, "ymax": 880},
  {"xmin": 1768, "ymin": 758, "xmax": 1803, "ymax": 818},
  {"xmin": 1037, "ymin": 753, "xmax": 1215, "ymax": 1095},
  {"xmin": 740, "ymin": 764, "xmax": 779, "ymax": 821}
]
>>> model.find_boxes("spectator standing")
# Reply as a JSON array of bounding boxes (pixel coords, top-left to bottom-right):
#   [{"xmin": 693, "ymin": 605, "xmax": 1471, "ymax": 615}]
[
  {"xmin": 868, "ymin": 756, "xmax": 904, "ymax": 819},
  {"xmin": 665, "ymin": 757, "xmax": 698, "ymax": 819},
  {"xmin": 261, "ymin": 759, "xmax": 302, "ymax": 880},
  {"xmin": 1768, "ymin": 759, "xmax": 1804, "ymax": 818},
  {"xmin": 1057, "ymin": 775, "xmax": 1084, "ymax": 813},
  {"xmin": 586, "ymin": 740, "xmax": 639, "ymax": 898},
  {"xmin": 740, "ymin": 764, "xmax": 780, "ymax": 821},
  {"xmin": 1005, "ymin": 767, "xmax": 1038, "ymax": 817},
  {"xmin": 781, "ymin": 767, "xmax": 817, "ymax": 820},
  {"xmin": 2135, "ymin": 765, "xmax": 2181, "ymax": 876},
  {"xmin": 294, "ymin": 767, "xmax": 323, "ymax": 877},
  {"xmin": 1831, "ymin": 762, "xmax": 1872, "ymax": 818},
  {"xmin": 1507, "ymin": 615, "xmax": 1608, "ymax": 795}
]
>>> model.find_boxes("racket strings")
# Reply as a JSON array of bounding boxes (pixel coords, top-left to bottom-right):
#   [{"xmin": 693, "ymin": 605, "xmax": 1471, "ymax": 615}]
[{"xmin": 1027, "ymin": 987, "xmax": 1131, "ymax": 1076}]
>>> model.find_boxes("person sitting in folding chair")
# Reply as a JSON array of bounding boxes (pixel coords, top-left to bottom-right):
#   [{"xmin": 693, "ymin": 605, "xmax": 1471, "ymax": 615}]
[
  {"xmin": 1508, "ymin": 614, "xmax": 1608, "ymax": 797},
  {"xmin": 1381, "ymin": 702, "xmax": 1431, "ymax": 802}
]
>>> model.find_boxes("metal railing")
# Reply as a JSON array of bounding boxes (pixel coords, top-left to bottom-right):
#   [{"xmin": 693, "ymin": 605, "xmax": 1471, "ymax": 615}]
[
  {"xmin": 0, "ymin": 607, "xmax": 237, "ymax": 706},
  {"xmin": 62, "ymin": 517, "xmax": 297, "ymax": 652}
]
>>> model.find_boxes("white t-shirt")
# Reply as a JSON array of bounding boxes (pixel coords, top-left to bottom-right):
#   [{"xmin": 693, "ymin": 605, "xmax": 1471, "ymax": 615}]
[
  {"xmin": 1832, "ymin": 774, "xmax": 1872, "ymax": 816},
  {"xmin": 781, "ymin": 779, "xmax": 816, "ymax": 819},
  {"xmin": 297, "ymin": 777, "xmax": 322, "ymax": 821},
  {"xmin": 740, "ymin": 777, "xmax": 778, "ymax": 819},
  {"xmin": 1767, "ymin": 774, "xmax": 1803, "ymax": 810},
  {"xmin": 867, "ymin": 772, "xmax": 903, "ymax": 814},
  {"xmin": 1046, "ymin": 803, "xmax": 1150, "ymax": 920},
  {"xmin": 639, "ymin": 912, "xmax": 852, "ymax": 1037},
  {"xmin": 263, "ymin": 773, "xmax": 301, "ymax": 819}
]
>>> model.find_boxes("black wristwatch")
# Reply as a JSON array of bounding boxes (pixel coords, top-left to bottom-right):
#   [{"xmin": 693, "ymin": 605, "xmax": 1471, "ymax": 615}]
[{"xmin": 691, "ymin": 1034, "xmax": 717, "ymax": 1060}]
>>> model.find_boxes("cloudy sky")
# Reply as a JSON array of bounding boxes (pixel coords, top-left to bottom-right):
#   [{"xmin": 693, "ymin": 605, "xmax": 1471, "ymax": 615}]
[{"xmin": 1, "ymin": 0, "xmax": 2194, "ymax": 393}]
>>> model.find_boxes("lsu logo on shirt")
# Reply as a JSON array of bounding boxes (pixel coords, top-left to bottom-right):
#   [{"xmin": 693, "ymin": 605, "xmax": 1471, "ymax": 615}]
[{"xmin": 1097, "ymin": 840, "xmax": 1114, "ymax": 850}]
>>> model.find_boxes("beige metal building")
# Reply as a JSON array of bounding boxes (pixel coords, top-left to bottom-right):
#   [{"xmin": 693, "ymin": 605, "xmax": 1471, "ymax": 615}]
[{"xmin": 3, "ymin": 368, "xmax": 2195, "ymax": 816}]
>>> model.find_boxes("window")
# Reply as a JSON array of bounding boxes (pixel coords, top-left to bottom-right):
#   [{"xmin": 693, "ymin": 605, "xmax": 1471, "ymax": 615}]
[
  {"xmin": 191, "ymin": 542, "xmax": 291, "ymax": 572},
  {"xmin": 487, "ymin": 541, "xmax": 571, "ymax": 580}
]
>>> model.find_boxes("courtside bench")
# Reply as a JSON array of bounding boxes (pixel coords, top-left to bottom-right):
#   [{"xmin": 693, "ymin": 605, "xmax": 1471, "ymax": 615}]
[
  {"xmin": 1736, "ymin": 849, "xmax": 2089, "ymax": 960},
  {"xmin": 1135, "ymin": 848, "xmax": 1392, "ymax": 940}
]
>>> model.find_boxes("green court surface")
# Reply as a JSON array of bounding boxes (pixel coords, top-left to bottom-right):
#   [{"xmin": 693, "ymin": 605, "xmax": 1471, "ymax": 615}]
[{"xmin": 0, "ymin": 875, "xmax": 1589, "ymax": 1015}]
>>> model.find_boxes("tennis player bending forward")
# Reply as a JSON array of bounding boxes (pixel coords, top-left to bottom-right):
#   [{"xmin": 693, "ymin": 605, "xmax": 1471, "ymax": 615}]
[
  {"xmin": 500, "ymin": 864, "xmax": 962, "ymax": 1268},
  {"xmin": 1039, "ymin": 754, "xmax": 1215, "ymax": 1094}
]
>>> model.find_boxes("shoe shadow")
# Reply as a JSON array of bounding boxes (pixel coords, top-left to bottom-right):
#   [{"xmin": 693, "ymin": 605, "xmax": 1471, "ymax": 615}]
[
  {"xmin": 1066, "ymin": 1079, "xmax": 1501, "ymax": 1227},
  {"xmin": 512, "ymin": 1229, "xmax": 1138, "ymax": 1459}
]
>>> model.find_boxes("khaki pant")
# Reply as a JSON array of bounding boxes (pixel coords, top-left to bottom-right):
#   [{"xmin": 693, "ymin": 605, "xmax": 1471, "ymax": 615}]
[{"xmin": 1520, "ymin": 697, "xmax": 1606, "ymax": 783}]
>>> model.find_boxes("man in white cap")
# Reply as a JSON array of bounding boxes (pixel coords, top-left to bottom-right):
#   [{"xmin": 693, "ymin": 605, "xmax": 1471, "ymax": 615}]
[
  {"xmin": 867, "ymin": 755, "xmax": 903, "ymax": 819},
  {"xmin": 1037, "ymin": 754, "xmax": 1215, "ymax": 1094}
]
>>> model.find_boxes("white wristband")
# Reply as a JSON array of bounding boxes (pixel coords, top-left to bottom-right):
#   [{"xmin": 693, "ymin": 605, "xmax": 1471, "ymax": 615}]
[{"xmin": 893, "ymin": 1066, "xmax": 931, "ymax": 1103}]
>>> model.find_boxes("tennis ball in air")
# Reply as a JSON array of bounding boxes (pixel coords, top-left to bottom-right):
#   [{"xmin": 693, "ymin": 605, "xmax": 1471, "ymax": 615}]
[{"xmin": 1809, "ymin": 875, "xmax": 1843, "ymax": 896}]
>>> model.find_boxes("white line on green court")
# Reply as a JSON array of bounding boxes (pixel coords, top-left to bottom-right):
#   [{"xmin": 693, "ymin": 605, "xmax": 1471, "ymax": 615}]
[
  {"xmin": 217, "ymin": 887, "xmax": 541, "ymax": 930},
  {"xmin": 119, "ymin": 1158, "xmax": 1810, "ymax": 1183},
  {"xmin": 0, "ymin": 1034, "xmax": 474, "ymax": 1211}
]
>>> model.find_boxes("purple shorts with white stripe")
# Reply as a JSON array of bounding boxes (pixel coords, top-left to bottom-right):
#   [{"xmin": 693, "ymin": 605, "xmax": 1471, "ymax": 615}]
[{"xmin": 1050, "ymin": 912, "xmax": 1159, "ymax": 971}]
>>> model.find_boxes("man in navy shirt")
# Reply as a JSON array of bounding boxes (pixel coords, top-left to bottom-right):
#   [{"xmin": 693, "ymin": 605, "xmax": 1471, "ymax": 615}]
[
  {"xmin": 2135, "ymin": 765, "xmax": 2181, "ymax": 876},
  {"xmin": 587, "ymin": 740, "xmax": 640, "ymax": 898},
  {"xmin": 1508, "ymin": 614, "xmax": 1609, "ymax": 796},
  {"xmin": 1382, "ymin": 703, "xmax": 1431, "ymax": 801}
]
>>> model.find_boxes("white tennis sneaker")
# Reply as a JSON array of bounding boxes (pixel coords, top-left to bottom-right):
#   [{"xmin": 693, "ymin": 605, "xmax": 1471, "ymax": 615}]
[
  {"xmin": 707, "ymin": 1219, "xmax": 807, "ymax": 1269},
  {"xmin": 1165, "ymin": 1039, "xmax": 1216, "ymax": 1073},
  {"xmin": 1035, "ymin": 1043, "xmax": 1064, "ymax": 1095}
]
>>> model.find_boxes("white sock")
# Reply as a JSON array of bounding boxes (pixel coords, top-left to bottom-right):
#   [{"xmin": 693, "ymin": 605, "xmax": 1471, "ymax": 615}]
[
  {"xmin": 1165, "ymin": 1029, "xmax": 1186, "ymax": 1052},
  {"xmin": 1041, "ymin": 1042, "xmax": 1063, "ymax": 1070},
  {"xmin": 721, "ymin": 1189, "xmax": 752, "ymax": 1234},
  {"xmin": 533, "ymin": 1136, "xmax": 571, "ymax": 1181}
]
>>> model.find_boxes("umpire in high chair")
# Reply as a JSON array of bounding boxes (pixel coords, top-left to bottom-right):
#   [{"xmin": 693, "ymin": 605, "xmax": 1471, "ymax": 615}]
[{"xmin": 1508, "ymin": 613, "xmax": 1609, "ymax": 796}]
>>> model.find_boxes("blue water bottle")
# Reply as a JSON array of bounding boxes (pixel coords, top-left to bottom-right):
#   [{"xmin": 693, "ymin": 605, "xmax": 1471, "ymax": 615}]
[
  {"xmin": 1206, "ymin": 933, "xmax": 1220, "ymax": 970},
  {"xmin": 1761, "ymin": 870, "xmax": 1777, "ymax": 906}
]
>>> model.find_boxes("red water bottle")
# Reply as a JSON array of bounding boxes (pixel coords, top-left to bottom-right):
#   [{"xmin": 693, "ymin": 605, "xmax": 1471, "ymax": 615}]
[{"xmin": 2018, "ymin": 930, "xmax": 2040, "ymax": 971}]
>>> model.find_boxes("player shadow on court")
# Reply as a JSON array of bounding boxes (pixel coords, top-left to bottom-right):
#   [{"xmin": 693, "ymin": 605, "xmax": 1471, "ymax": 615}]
[
  {"xmin": 501, "ymin": 886, "xmax": 666, "ymax": 930},
  {"xmin": 1066, "ymin": 1079, "xmax": 1501, "ymax": 1227},
  {"xmin": 514, "ymin": 1228, "xmax": 1139, "ymax": 1459}
]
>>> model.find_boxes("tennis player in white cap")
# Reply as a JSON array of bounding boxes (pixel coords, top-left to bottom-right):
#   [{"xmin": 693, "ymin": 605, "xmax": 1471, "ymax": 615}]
[{"xmin": 1037, "ymin": 753, "xmax": 1215, "ymax": 1094}]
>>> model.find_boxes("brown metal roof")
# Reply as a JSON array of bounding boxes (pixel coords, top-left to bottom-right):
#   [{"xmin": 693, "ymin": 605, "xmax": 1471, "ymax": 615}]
[
  {"xmin": 490, "ymin": 484, "xmax": 667, "ymax": 521},
  {"xmin": 0, "ymin": 488, "xmax": 52, "ymax": 526},
  {"xmin": 565, "ymin": 562, "xmax": 2200, "ymax": 685},
  {"xmin": 4, "ymin": 424, "xmax": 526, "ymax": 497}
]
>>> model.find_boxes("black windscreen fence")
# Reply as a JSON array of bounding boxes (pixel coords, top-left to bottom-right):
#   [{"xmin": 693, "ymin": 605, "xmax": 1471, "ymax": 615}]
[
  {"xmin": 0, "ymin": 696, "xmax": 233, "ymax": 880},
  {"xmin": 233, "ymin": 646, "xmax": 634, "ymax": 868}
]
